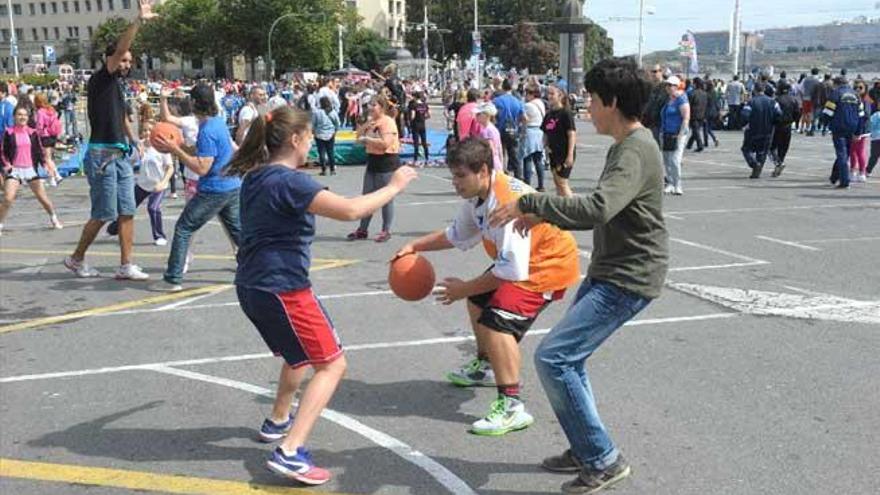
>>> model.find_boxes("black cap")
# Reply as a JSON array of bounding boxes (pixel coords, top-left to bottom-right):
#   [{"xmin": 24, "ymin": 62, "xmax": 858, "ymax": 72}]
[{"xmin": 189, "ymin": 82, "xmax": 213, "ymax": 105}]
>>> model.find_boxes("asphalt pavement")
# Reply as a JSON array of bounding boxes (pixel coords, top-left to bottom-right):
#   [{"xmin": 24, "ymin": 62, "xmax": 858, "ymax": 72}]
[{"xmin": 1, "ymin": 119, "xmax": 878, "ymax": 495}]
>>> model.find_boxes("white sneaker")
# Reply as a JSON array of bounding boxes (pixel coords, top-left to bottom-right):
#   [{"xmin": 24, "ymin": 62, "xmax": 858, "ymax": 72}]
[
  {"xmin": 673, "ymin": 186, "xmax": 684, "ymax": 195},
  {"xmin": 114, "ymin": 264, "xmax": 150, "ymax": 281},
  {"xmin": 154, "ymin": 237, "xmax": 168, "ymax": 246},
  {"xmin": 63, "ymin": 256, "xmax": 100, "ymax": 278},
  {"xmin": 663, "ymin": 184, "xmax": 674, "ymax": 194},
  {"xmin": 47, "ymin": 176, "xmax": 57, "ymax": 187},
  {"xmin": 446, "ymin": 358, "xmax": 496, "ymax": 387},
  {"xmin": 470, "ymin": 396, "xmax": 534, "ymax": 436},
  {"xmin": 858, "ymin": 174, "xmax": 867, "ymax": 183},
  {"xmin": 49, "ymin": 215, "xmax": 63, "ymax": 230},
  {"xmin": 151, "ymin": 280, "xmax": 183, "ymax": 292}
]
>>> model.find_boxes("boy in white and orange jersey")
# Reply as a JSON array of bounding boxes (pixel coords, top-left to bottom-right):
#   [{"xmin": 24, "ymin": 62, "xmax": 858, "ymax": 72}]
[{"xmin": 395, "ymin": 137, "xmax": 580, "ymax": 436}]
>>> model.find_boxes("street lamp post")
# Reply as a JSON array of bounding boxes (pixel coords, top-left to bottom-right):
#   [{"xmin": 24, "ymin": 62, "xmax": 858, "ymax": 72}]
[
  {"xmin": 267, "ymin": 12, "xmax": 326, "ymax": 80},
  {"xmin": 637, "ymin": 0, "xmax": 645, "ymax": 67},
  {"xmin": 6, "ymin": 0, "xmax": 19, "ymax": 76}
]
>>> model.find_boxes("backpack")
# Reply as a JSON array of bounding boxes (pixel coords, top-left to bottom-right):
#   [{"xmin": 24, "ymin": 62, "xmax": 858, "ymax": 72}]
[{"xmin": 833, "ymin": 91, "xmax": 864, "ymax": 135}]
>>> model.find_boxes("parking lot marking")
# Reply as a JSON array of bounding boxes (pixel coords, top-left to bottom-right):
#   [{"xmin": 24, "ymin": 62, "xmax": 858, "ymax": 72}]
[
  {"xmin": 667, "ymin": 202, "xmax": 880, "ymax": 217},
  {"xmin": 670, "ymin": 237, "xmax": 768, "ymax": 264},
  {"xmin": 0, "ymin": 457, "xmax": 341, "ymax": 494},
  {"xmin": 0, "ymin": 313, "xmax": 736, "ymax": 384},
  {"xmin": 755, "ymin": 235, "xmax": 822, "ymax": 252},
  {"xmin": 0, "ymin": 258, "xmax": 355, "ymax": 333},
  {"xmin": 0, "ymin": 247, "xmax": 352, "ymax": 265},
  {"xmin": 0, "ymin": 284, "xmax": 232, "ymax": 334},
  {"xmin": 151, "ymin": 366, "xmax": 478, "ymax": 495}
]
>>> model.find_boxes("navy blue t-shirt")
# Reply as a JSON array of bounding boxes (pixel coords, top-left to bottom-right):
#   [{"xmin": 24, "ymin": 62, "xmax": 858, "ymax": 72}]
[{"xmin": 235, "ymin": 165, "xmax": 324, "ymax": 293}]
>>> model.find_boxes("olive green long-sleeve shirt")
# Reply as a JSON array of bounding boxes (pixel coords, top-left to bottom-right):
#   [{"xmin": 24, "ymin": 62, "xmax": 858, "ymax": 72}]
[{"xmin": 518, "ymin": 127, "xmax": 669, "ymax": 299}]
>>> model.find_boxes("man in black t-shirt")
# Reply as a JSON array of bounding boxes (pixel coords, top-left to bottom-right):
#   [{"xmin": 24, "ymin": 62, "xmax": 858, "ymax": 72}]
[{"xmin": 64, "ymin": 0, "xmax": 158, "ymax": 281}]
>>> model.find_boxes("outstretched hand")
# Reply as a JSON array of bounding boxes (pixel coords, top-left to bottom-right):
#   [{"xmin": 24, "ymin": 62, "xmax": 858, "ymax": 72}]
[{"xmin": 139, "ymin": 0, "xmax": 159, "ymax": 21}]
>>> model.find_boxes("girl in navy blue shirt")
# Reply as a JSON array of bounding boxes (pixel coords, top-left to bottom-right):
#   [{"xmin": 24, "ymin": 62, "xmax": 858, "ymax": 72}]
[{"xmin": 227, "ymin": 106, "xmax": 416, "ymax": 486}]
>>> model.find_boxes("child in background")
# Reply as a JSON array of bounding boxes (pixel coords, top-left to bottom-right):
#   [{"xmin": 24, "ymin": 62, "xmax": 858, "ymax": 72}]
[
  {"xmin": 34, "ymin": 93, "xmax": 63, "ymax": 186},
  {"xmin": 0, "ymin": 106, "xmax": 63, "ymax": 235},
  {"xmin": 106, "ymin": 122, "xmax": 174, "ymax": 245},
  {"xmin": 227, "ymin": 106, "xmax": 416, "ymax": 486},
  {"xmin": 867, "ymin": 106, "xmax": 880, "ymax": 177},
  {"xmin": 475, "ymin": 102, "xmax": 504, "ymax": 173},
  {"xmin": 312, "ymin": 96, "xmax": 340, "ymax": 176}
]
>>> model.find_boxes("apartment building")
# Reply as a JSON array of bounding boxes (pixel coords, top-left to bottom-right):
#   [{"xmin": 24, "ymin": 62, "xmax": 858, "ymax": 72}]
[
  {"xmin": 350, "ymin": 0, "xmax": 406, "ymax": 48},
  {"xmin": 0, "ymin": 0, "xmax": 138, "ymax": 71},
  {"xmin": 0, "ymin": 0, "xmax": 406, "ymax": 74}
]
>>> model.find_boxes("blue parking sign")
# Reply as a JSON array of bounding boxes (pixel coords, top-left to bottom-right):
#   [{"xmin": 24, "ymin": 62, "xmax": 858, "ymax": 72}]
[{"xmin": 44, "ymin": 45, "xmax": 56, "ymax": 63}]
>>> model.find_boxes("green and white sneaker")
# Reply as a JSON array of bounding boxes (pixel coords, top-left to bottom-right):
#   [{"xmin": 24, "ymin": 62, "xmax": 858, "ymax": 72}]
[
  {"xmin": 470, "ymin": 396, "xmax": 534, "ymax": 436},
  {"xmin": 446, "ymin": 358, "xmax": 496, "ymax": 387}
]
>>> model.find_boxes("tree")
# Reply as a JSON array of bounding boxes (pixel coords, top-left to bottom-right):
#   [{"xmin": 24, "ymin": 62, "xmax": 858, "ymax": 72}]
[
  {"xmin": 90, "ymin": 16, "xmax": 130, "ymax": 63},
  {"xmin": 492, "ymin": 23, "xmax": 558, "ymax": 73},
  {"xmin": 583, "ymin": 22, "xmax": 613, "ymax": 71},
  {"xmin": 346, "ymin": 28, "xmax": 389, "ymax": 71},
  {"xmin": 58, "ymin": 39, "xmax": 83, "ymax": 66}
]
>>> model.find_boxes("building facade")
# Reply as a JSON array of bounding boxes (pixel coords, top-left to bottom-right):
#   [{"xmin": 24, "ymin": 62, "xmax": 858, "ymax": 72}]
[
  {"xmin": 350, "ymin": 0, "xmax": 406, "ymax": 48},
  {"xmin": 0, "ymin": 0, "xmax": 407, "ymax": 75},
  {"xmin": 0, "ymin": 0, "xmax": 138, "ymax": 71}
]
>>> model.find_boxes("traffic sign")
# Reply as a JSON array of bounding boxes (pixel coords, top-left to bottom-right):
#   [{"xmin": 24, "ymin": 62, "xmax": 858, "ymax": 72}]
[{"xmin": 43, "ymin": 45, "xmax": 56, "ymax": 63}]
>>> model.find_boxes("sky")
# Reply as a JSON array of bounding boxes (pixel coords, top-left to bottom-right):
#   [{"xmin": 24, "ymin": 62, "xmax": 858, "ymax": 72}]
[{"xmin": 586, "ymin": 0, "xmax": 880, "ymax": 56}]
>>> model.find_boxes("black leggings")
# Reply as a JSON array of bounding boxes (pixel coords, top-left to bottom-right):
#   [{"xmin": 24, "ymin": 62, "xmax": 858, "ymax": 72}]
[{"xmin": 411, "ymin": 126, "xmax": 428, "ymax": 161}]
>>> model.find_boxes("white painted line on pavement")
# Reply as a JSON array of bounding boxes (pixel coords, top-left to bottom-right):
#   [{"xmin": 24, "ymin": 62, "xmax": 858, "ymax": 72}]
[
  {"xmin": 150, "ymin": 366, "xmax": 478, "ymax": 495},
  {"xmin": 670, "ymin": 237, "xmax": 767, "ymax": 264},
  {"xmin": 0, "ymin": 313, "xmax": 736, "ymax": 384},
  {"xmin": 798, "ymin": 236, "xmax": 880, "ymax": 244},
  {"xmin": 669, "ymin": 261, "xmax": 768, "ymax": 272},
  {"xmin": 755, "ymin": 235, "xmax": 822, "ymax": 252},
  {"xmin": 156, "ymin": 286, "xmax": 232, "ymax": 311},
  {"xmin": 667, "ymin": 202, "xmax": 880, "ymax": 216}
]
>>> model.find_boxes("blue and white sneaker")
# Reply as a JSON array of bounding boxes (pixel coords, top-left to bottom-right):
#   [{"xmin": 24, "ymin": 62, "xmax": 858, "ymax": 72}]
[
  {"xmin": 258, "ymin": 414, "xmax": 294, "ymax": 443},
  {"xmin": 266, "ymin": 446, "xmax": 331, "ymax": 485}
]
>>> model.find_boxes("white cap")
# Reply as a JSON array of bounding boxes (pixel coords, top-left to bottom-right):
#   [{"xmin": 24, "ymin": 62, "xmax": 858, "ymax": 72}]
[
  {"xmin": 665, "ymin": 76, "xmax": 682, "ymax": 87},
  {"xmin": 473, "ymin": 102, "xmax": 498, "ymax": 116}
]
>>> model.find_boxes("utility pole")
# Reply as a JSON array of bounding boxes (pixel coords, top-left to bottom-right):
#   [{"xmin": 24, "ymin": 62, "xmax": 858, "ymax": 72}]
[
  {"xmin": 423, "ymin": 2, "xmax": 429, "ymax": 86},
  {"xmin": 731, "ymin": 0, "xmax": 741, "ymax": 77},
  {"xmin": 6, "ymin": 0, "xmax": 19, "ymax": 77},
  {"xmin": 637, "ymin": 0, "xmax": 645, "ymax": 67},
  {"xmin": 473, "ymin": 0, "xmax": 480, "ymax": 89},
  {"xmin": 338, "ymin": 24, "xmax": 344, "ymax": 70}
]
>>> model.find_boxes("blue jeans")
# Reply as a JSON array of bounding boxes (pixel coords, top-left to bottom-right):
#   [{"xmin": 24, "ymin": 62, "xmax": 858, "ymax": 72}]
[
  {"xmin": 64, "ymin": 109, "xmax": 78, "ymax": 137},
  {"xmin": 84, "ymin": 147, "xmax": 136, "ymax": 222},
  {"xmin": 164, "ymin": 189, "xmax": 241, "ymax": 284},
  {"xmin": 534, "ymin": 278, "xmax": 651, "ymax": 470},
  {"xmin": 830, "ymin": 134, "xmax": 852, "ymax": 186}
]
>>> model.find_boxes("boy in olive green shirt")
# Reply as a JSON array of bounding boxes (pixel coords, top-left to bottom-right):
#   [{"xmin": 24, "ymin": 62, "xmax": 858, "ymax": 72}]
[{"xmin": 491, "ymin": 57, "xmax": 669, "ymax": 494}]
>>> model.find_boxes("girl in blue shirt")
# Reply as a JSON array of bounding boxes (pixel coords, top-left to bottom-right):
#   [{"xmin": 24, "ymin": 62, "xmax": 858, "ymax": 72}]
[{"xmin": 226, "ymin": 106, "xmax": 416, "ymax": 486}]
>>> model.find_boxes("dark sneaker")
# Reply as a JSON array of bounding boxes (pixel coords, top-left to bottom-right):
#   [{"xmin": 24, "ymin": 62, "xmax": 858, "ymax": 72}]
[
  {"xmin": 374, "ymin": 231, "xmax": 392, "ymax": 243},
  {"xmin": 771, "ymin": 164, "xmax": 785, "ymax": 177},
  {"xmin": 346, "ymin": 229, "xmax": 368, "ymax": 241},
  {"xmin": 267, "ymin": 446, "xmax": 331, "ymax": 485},
  {"xmin": 258, "ymin": 413, "xmax": 294, "ymax": 442},
  {"xmin": 542, "ymin": 449, "xmax": 583, "ymax": 473},
  {"xmin": 749, "ymin": 165, "xmax": 763, "ymax": 179},
  {"xmin": 562, "ymin": 456, "xmax": 632, "ymax": 494}
]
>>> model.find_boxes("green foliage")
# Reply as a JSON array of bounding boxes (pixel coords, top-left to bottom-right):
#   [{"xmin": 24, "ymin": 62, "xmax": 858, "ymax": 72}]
[
  {"xmin": 91, "ymin": 16, "xmax": 130, "ymax": 60},
  {"xmin": 58, "ymin": 39, "xmax": 83, "ymax": 66},
  {"xmin": 346, "ymin": 28, "xmax": 389, "ymax": 71}
]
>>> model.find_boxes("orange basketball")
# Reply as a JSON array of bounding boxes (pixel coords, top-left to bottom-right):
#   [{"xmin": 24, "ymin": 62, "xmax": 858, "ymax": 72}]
[
  {"xmin": 389, "ymin": 253, "xmax": 436, "ymax": 301},
  {"xmin": 150, "ymin": 121, "xmax": 183, "ymax": 150}
]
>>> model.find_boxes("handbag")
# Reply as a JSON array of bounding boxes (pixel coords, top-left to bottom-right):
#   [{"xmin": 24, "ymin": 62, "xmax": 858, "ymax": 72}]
[{"xmin": 662, "ymin": 133, "xmax": 678, "ymax": 152}]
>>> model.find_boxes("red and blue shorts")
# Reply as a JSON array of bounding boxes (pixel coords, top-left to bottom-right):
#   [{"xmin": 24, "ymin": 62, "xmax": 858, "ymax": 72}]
[
  {"xmin": 237, "ymin": 286, "xmax": 343, "ymax": 369},
  {"xmin": 468, "ymin": 280, "xmax": 565, "ymax": 342}
]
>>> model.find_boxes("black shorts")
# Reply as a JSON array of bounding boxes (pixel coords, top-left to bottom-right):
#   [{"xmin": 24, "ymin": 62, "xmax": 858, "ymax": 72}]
[
  {"xmin": 40, "ymin": 136, "xmax": 57, "ymax": 148},
  {"xmin": 548, "ymin": 152, "xmax": 574, "ymax": 179},
  {"xmin": 468, "ymin": 281, "xmax": 565, "ymax": 342}
]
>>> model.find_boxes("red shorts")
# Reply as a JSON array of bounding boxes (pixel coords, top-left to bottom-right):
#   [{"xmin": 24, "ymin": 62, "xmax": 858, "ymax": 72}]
[
  {"xmin": 237, "ymin": 286, "xmax": 343, "ymax": 369},
  {"xmin": 802, "ymin": 101, "xmax": 813, "ymax": 116},
  {"xmin": 468, "ymin": 281, "xmax": 565, "ymax": 341}
]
